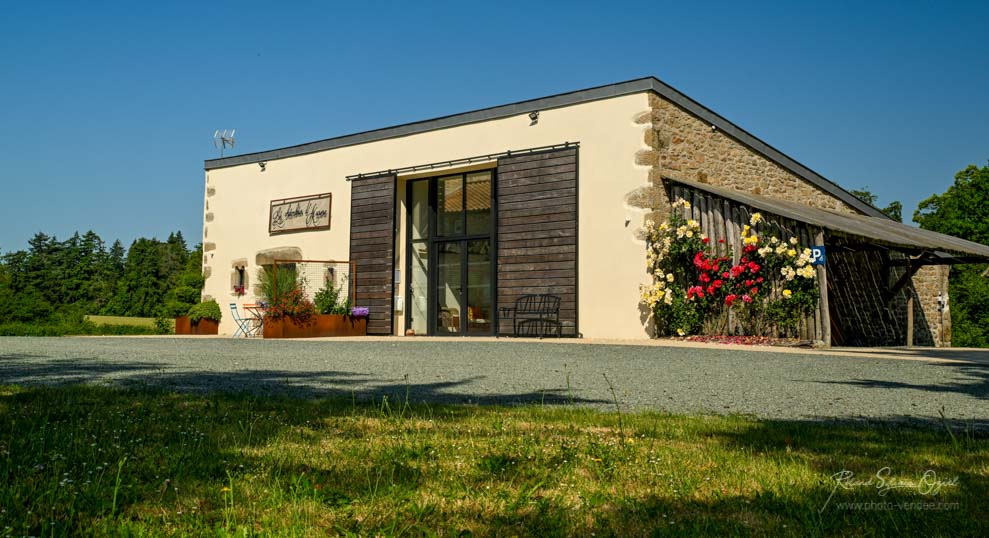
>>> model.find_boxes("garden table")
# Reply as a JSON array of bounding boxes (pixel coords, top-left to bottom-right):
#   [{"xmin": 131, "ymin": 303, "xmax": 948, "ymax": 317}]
[{"xmin": 243, "ymin": 304, "xmax": 266, "ymax": 337}]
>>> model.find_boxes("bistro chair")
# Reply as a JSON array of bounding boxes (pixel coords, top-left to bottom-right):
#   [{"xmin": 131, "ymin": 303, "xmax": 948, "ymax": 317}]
[{"xmin": 229, "ymin": 303, "xmax": 252, "ymax": 338}]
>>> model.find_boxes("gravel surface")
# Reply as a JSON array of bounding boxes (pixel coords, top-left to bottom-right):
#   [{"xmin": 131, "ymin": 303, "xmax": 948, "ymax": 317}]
[{"xmin": 1, "ymin": 337, "xmax": 986, "ymax": 428}]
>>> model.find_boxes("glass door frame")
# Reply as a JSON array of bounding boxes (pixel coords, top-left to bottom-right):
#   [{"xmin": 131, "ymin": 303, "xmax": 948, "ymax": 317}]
[{"xmin": 404, "ymin": 170, "xmax": 498, "ymax": 336}]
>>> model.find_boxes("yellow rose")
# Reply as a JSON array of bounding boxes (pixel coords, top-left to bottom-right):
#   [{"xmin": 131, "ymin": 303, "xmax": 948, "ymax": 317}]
[{"xmin": 782, "ymin": 289, "xmax": 792, "ymax": 299}]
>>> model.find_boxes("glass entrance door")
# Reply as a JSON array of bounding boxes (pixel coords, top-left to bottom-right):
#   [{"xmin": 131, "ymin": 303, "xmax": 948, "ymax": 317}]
[{"xmin": 405, "ymin": 171, "xmax": 495, "ymax": 336}]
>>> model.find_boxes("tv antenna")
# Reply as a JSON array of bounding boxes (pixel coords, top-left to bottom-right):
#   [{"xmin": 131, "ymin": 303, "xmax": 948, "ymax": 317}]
[{"xmin": 213, "ymin": 129, "xmax": 236, "ymax": 157}]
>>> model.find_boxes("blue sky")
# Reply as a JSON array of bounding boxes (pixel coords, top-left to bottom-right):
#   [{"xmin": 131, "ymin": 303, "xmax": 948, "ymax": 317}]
[{"xmin": 1, "ymin": 0, "xmax": 986, "ymax": 251}]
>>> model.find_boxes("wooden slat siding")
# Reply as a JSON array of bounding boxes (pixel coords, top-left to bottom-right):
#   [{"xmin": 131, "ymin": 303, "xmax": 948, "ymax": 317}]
[
  {"xmin": 350, "ymin": 174, "xmax": 395, "ymax": 335},
  {"xmin": 800, "ymin": 226, "xmax": 813, "ymax": 340},
  {"xmin": 713, "ymin": 198, "xmax": 726, "ymax": 257},
  {"xmin": 663, "ymin": 182, "xmax": 828, "ymax": 342},
  {"xmin": 496, "ymin": 147, "xmax": 578, "ymax": 336}
]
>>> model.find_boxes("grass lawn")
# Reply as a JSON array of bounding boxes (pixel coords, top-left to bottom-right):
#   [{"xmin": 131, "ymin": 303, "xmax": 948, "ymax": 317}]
[
  {"xmin": 83, "ymin": 316, "xmax": 160, "ymax": 328},
  {"xmin": 0, "ymin": 385, "xmax": 985, "ymax": 536}
]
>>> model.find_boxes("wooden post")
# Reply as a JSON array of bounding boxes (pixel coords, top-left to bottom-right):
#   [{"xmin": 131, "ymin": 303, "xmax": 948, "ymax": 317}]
[
  {"xmin": 904, "ymin": 256, "xmax": 914, "ymax": 347},
  {"xmin": 814, "ymin": 230, "xmax": 831, "ymax": 347}
]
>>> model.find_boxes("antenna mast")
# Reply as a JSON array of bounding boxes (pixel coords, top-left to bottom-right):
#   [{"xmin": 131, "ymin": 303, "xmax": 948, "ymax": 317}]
[{"xmin": 213, "ymin": 129, "xmax": 236, "ymax": 157}]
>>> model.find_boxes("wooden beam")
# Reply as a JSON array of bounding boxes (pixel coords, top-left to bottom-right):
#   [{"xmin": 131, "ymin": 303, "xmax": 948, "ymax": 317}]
[
  {"xmin": 885, "ymin": 255, "xmax": 988, "ymax": 267},
  {"xmin": 882, "ymin": 254, "xmax": 928, "ymax": 303},
  {"xmin": 815, "ymin": 230, "xmax": 831, "ymax": 347},
  {"xmin": 906, "ymin": 292, "xmax": 914, "ymax": 347}
]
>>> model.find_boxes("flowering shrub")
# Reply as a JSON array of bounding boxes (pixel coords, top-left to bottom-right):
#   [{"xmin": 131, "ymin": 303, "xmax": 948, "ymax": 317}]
[
  {"xmin": 641, "ymin": 200, "xmax": 819, "ymax": 337},
  {"xmin": 263, "ymin": 287, "xmax": 317, "ymax": 327}
]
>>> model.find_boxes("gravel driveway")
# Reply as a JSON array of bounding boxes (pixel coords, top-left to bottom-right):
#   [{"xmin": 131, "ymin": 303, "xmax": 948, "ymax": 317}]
[{"xmin": 1, "ymin": 337, "xmax": 986, "ymax": 428}]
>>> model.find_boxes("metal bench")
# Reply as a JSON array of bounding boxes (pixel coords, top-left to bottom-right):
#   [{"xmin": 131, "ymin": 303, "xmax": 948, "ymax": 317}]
[{"xmin": 500, "ymin": 294, "xmax": 562, "ymax": 337}]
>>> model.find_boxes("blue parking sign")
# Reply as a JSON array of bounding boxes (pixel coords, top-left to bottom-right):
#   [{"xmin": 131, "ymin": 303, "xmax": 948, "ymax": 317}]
[{"xmin": 810, "ymin": 245, "xmax": 826, "ymax": 266}]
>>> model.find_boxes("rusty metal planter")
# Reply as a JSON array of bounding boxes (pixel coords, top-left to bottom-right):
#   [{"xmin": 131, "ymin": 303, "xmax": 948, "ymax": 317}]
[
  {"xmin": 262, "ymin": 314, "xmax": 367, "ymax": 338},
  {"xmin": 174, "ymin": 316, "xmax": 220, "ymax": 335}
]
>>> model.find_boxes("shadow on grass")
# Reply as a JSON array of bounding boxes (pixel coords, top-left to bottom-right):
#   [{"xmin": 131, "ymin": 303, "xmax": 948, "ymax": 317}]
[{"xmin": 0, "ymin": 384, "xmax": 986, "ymax": 536}]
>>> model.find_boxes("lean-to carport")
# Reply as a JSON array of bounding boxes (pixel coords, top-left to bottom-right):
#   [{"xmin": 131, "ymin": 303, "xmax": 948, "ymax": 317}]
[{"xmin": 665, "ymin": 179, "xmax": 989, "ymax": 347}]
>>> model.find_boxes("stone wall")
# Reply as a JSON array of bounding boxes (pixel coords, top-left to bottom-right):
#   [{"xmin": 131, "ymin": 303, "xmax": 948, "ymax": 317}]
[
  {"xmin": 626, "ymin": 93, "xmax": 860, "ymax": 226},
  {"xmin": 627, "ymin": 91, "xmax": 950, "ymax": 347},
  {"xmin": 913, "ymin": 264, "xmax": 950, "ymax": 346}
]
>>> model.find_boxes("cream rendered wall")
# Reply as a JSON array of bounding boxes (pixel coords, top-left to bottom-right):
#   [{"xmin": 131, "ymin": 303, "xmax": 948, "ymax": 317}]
[{"xmin": 203, "ymin": 92, "xmax": 653, "ymax": 338}]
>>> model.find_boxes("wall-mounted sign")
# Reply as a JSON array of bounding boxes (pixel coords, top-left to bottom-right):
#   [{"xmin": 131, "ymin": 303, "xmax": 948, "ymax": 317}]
[
  {"xmin": 810, "ymin": 245, "xmax": 827, "ymax": 266},
  {"xmin": 269, "ymin": 193, "xmax": 332, "ymax": 234}
]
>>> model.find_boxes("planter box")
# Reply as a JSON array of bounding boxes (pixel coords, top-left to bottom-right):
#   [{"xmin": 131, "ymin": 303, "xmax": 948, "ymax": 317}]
[
  {"xmin": 263, "ymin": 314, "xmax": 367, "ymax": 339},
  {"xmin": 174, "ymin": 316, "xmax": 219, "ymax": 335}
]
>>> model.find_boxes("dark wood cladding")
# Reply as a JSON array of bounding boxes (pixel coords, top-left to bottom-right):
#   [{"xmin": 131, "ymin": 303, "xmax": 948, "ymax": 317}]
[
  {"xmin": 496, "ymin": 147, "xmax": 578, "ymax": 336},
  {"xmin": 350, "ymin": 174, "xmax": 395, "ymax": 335}
]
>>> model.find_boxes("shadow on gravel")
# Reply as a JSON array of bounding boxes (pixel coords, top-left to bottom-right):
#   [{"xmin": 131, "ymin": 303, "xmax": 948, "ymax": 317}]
[
  {"xmin": 814, "ymin": 360, "xmax": 989, "ymax": 403},
  {"xmin": 0, "ymin": 355, "xmax": 607, "ymax": 406}
]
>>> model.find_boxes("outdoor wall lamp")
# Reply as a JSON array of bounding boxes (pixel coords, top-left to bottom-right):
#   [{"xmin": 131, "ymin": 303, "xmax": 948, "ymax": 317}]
[
  {"xmin": 259, "ymin": 161, "xmax": 267, "ymax": 172},
  {"xmin": 529, "ymin": 111, "xmax": 539, "ymax": 125}
]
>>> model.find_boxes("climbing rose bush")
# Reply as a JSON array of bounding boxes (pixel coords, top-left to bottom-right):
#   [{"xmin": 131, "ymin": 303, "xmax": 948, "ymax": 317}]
[{"xmin": 641, "ymin": 201, "xmax": 819, "ymax": 337}]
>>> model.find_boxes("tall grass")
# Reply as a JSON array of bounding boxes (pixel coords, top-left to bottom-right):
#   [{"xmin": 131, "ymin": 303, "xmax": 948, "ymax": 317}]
[
  {"xmin": 0, "ymin": 384, "xmax": 984, "ymax": 536},
  {"xmin": 256, "ymin": 265, "xmax": 299, "ymax": 304}
]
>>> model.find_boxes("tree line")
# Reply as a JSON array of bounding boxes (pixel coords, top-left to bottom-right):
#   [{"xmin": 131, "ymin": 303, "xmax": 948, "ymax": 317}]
[{"xmin": 0, "ymin": 231, "xmax": 203, "ymax": 329}]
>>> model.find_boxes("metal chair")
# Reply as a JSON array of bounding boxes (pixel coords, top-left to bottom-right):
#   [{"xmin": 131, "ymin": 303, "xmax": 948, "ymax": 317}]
[
  {"xmin": 501, "ymin": 294, "xmax": 562, "ymax": 337},
  {"xmin": 229, "ymin": 303, "xmax": 252, "ymax": 338}
]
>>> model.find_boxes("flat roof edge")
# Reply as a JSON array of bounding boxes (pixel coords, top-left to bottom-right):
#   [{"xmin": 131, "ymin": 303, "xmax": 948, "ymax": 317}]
[{"xmin": 203, "ymin": 77, "xmax": 655, "ymax": 171}]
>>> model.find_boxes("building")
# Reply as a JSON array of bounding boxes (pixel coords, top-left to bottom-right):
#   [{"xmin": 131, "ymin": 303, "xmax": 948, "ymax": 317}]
[{"xmin": 202, "ymin": 77, "xmax": 989, "ymax": 345}]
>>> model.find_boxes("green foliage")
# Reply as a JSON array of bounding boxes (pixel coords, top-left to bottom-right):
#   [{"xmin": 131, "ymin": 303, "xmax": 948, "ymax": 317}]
[
  {"xmin": 0, "ymin": 230, "xmax": 203, "ymax": 334},
  {"xmin": 0, "ymin": 321, "xmax": 157, "ymax": 336},
  {"xmin": 257, "ymin": 266, "xmax": 317, "ymax": 325},
  {"xmin": 914, "ymin": 163, "xmax": 989, "ymax": 347},
  {"xmin": 187, "ymin": 299, "xmax": 222, "ymax": 323},
  {"xmin": 313, "ymin": 282, "xmax": 351, "ymax": 315},
  {"xmin": 851, "ymin": 186, "xmax": 903, "ymax": 222},
  {"xmin": 153, "ymin": 314, "xmax": 174, "ymax": 335},
  {"xmin": 256, "ymin": 265, "xmax": 298, "ymax": 304}
]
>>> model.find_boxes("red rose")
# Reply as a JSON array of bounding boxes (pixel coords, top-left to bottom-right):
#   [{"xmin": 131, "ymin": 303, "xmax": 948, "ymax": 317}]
[
  {"xmin": 707, "ymin": 285, "xmax": 715, "ymax": 295},
  {"xmin": 702, "ymin": 237, "xmax": 710, "ymax": 244},
  {"xmin": 742, "ymin": 295, "xmax": 753, "ymax": 303},
  {"xmin": 756, "ymin": 277, "xmax": 764, "ymax": 283},
  {"xmin": 750, "ymin": 287, "xmax": 759, "ymax": 295},
  {"xmin": 722, "ymin": 271, "xmax": 730, "ymax": 279},
  {"xmin": 699, "ymin": 273, "xmax": 711, "ymax": 283}
]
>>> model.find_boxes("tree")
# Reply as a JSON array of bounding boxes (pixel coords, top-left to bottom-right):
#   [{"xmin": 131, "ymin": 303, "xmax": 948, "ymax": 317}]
[
  {"xmin": 913, "ymin": 163, "xmax": 989, "ymax": 347},
  {"xmin": 850, "ymin": 187, "xmax": 903, "ymax": 222},
  {"xmin": 1, "ymin": 230, "xmax": 203, "ymax": 327}
]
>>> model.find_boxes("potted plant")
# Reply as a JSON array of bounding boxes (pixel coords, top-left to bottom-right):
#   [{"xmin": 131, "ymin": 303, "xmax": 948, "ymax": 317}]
[
  {"xmin": 308, "ymin": 283, "xmax": 368, "ymax": 337},
  {"xmin": 175, "ymin": 299, "xmax": 222, "ymax": 335}
]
